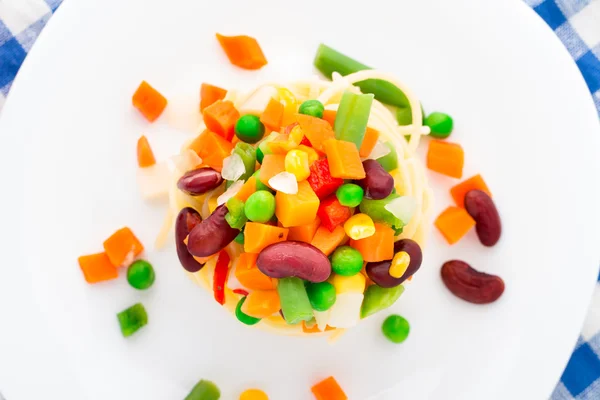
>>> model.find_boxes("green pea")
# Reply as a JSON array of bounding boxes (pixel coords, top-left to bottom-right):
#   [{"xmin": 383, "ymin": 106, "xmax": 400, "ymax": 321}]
[
  {"xmin": 256, "ymin": 146, "xmax": 264, "ymax": 164},
  {"xmin": 235, "ymin": 297, "xmax": 261, "ymax": 325},
  {"xmin": 127, "ymin": 260, "xmax": 155, "ymax": 290},
  {"xmin": 424, "ymin": 112, "xmax": 453, "ymax": 139},
  {"xmin": 117, "ymin": 303, "xmax": 148, "ymax": 337},
  {"xmin": 331, "ymin": 246, "xmax": 363, "ymax": 276},
  {"xmin": 235, "ymin": 115, "xmax": 265, "ymax": 144},
  {"xmin": 244, "ymin": 190, "xmax": 275, "ymax": 223},
  {"xmin": 184, "ymin": 379, "xmax": 221, "ymax": 400},
  {"xmin": 381, "ymin": 314, "xmax": 410, "ymax": 343},
  {"xmin": 299, "ymin": 99, "xmax": 325, "ymax": 118},
  {"xmin": 336, "ymin": 183, "xmax": 364, "ymax": 207},
  {"xmin": 253, "ymin": 170, "xmax": 273, "ymax": 193},
  {"xmin": 306, "ymin": 282, "xmax": 336, "ymax": 311},
  {"xmin": 234, "ymin": 231, "xmax": 245, "ymax": 244},
  {"xmin": 225, "ymin": 197, "xmax": 247, "ymax": 229}
]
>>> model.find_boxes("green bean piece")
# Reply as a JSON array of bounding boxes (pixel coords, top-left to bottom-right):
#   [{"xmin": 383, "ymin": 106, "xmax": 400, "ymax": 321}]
[
  {"xmin": 376, "ymin": 142, "xmax": 398, "ymax": 172},
  {"xmin": 278, "ymin": 277, "xmax": 314, "ymax": 324},
  {"xmin": 117, "ymin": 303, "xmax": 148, "ymax": 337},
  {"xmin": 232, "ymin": 142, "xmax": 256, "ymax": 182},
  {"xmin": 313, "ymin": 44, "xmax": 410, "ymax": 108},
  {"xmin": 396, "ymin": 104, "xmax": 426, "ymax": 126},
  {"xmin": 184, "ymin": 379, "xmax": 221, "ymax": 400},
  {"xmin": 424, "ymin": 112, "xmax": 454, "ymax": 139},
  {"xmin": 334, "ymin": 91, "xmax": 374, "ymax": 149},
  {"xmin": 256, "ymin": 146, "xmax": 264, "ymax": 164},
  {"xmin": 234, "ymin": 231, "xmax": 245, "ymax": 245},
  {"xmin": 225, "ymin": 197, "xmax": 247, "ymax": 230},
  {"xmin": 382, "ymin": 314, "xmax": 410, "ymax": 344},
  {"xmin": 361, "ymin": 285, "xmax": 405, "ymax": 319}
]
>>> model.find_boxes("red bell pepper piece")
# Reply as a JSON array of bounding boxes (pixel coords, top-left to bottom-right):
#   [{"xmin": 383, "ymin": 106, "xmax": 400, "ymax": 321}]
[
  {"xmin": 307, "ymin": 158, "xmax": 344, "ymax": 199},
  {"xmin": 300, "ymin": 135, "xmax": 312, "ymax": 147},
  {"xmin": 233, "ymin": 288, "xmax": 249, "ymax": 296},
  {"xmin": 213, "ymin": 250, "xmax": 231, "ymax": 305},
  {"xmin": 317, "ymin": 195, "xmax": 352, "ymax": 232}
]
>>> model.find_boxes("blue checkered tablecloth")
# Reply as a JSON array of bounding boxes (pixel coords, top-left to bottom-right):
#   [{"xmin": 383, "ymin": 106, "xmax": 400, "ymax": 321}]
[{"xmin": 1, "ymin": 0, "xmax": 600, "ymax": 398}]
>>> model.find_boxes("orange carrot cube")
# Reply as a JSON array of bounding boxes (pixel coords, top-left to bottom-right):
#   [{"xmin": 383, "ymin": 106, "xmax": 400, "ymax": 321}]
[
  {"xmin": 427, "ymin": 140, "xmax": 464, "ymax": 179},
  {"xmin": 450, "ymin": 174, "xmax": 491, "ymax": 208},
  {"xmin": 132, "ymin": 81, "xmax": 167, "ymax": 122},
  {"xmin": 310, "ymin": 225, "xmax": 346, "ymax": 256},
  {"xmin": 235, "ymin": 252, "xmax": 276, "ymax": 290},
  {"xmin": 202, "ymin": 100, "xmax": 240, "ymax": 141},
  {"xmin": 78, "ymin": 252, "xmax": 118, "ymax": 284},
  {"xmin": 244, "ymin": 222, "xmax": 289, "ymax": 253},
  {"xmin": 323, "ymin": 139, "xmax": 366, "ymax": 179},
  {"xmin": 311, "ymin": 376, "xmax": 348, "ymax": 400},
  {"xmin": 260, "ymin": 98, "xmax": 284, "ymax": 131},
  {"xmin": 200, "ymin": 83, "xmax": 227, "ymax": 111},
  {"xmin": 295, "ymin": 114, "xmax": 335, "ymax": 151},
  {"xmin": 103, "ymin": 227, "xmax": 144, "ymax": 267},
  {"xmin": 434, "ymin": 206, "xmax": 476, "ymax": 244},
  {"xmin": 216, "ymin": 34, "xmax": 268, "ymax": 70},
  {"xmin": 288, "ymin": 217, "xmax": 321, "ymax": 243},
  {"xmin": 275, "ymin": 181, "xmax": 320, "ymax": 227},
  {"xmin": 349, "ymin": 223, "xmax": 394, "ymax": 262},
  {"xmin": 136, "ymin": 135, "xmax": 156, "ymax": 168},
  {"xmin": 188, "ymin": 130, "xmax": 234, "ymax": 172}
]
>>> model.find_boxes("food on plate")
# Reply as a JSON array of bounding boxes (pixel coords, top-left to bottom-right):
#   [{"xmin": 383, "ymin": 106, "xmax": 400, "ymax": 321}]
[
  {"xmin": 165, "ymin": 67, "xmax": 433, "ymax": 336},
  {"xmin": 426, "ymin": 139, "xmax": 464, "ymax": 178},
  {"xmin": 450, "ymin": 174, "xmax": 491, "ymax": 208},
  {"xmin": 424, "ymin": 111, "xmax": 454, "ymax": 139},
  {"xmin": 136, "ymin": 135, "xmax": 156, "ymax": 167},
  {"xmin": 239, "ymin": 388, "xmax": 269, "ymax": 400},
  {"xmin": 78, "ymin": 252, "xmax": 118, "ymax": 284},
  {"xmin": 132, "ymin": 81, "xmax": 167, "ymax": 122},
  {"xmin": 185, "ymin": 379, "xmax": 221, "ymax": 400},
  {"xmin": 441, "ymin": 260, "xmax": 505, "ymax": 304},
  {"xmin": 126, "ymin": 259, "xmax": 155, "ymax": 290},
  {"xmin": 464, "ymin": 189, "xmax": 502, "ymax": 246},
  {"xmin": 434, "ymin": 206, "xmax": 475, "ymax": 245},
  {"xmin": 381, "ymin": 314, "xmax": 410, "ymax": 343},
  {"xmin": 216, "ymin": 33, "xmax": 267, "ymax": 70}
]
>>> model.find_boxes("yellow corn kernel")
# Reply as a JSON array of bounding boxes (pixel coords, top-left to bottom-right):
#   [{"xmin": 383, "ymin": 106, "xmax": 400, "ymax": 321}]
[
  {"xmin": 344, "ymin": 213, "xmax": 376, "ymax": 240},
  {"xmin": 297, "ymin": 145, "xmax": 319, "ymax": 166},
  {"xmin": 278, "ymin": 87, "xmax": 298, "ymax": 126},
  {"xmin": 288, "ymin": 124, "xmax": 304, "ymax": 147},
  {"xmin": 389, "ymin": 251, "xmax": 411, "ymax": 278},
  {"xmin": 285, "ymin": 150, "xmax": 310, "ymax": 181},
  {"xmin": 331, "ymin": 273, "xmax": 366, "ymax": 294},
  {"xmin": 388, "ymin": 168, "xmax": 405, "ymax": 196},
  {"xmin": 208, "ymin": 195, "xmax": 219, "ymax": 213}
]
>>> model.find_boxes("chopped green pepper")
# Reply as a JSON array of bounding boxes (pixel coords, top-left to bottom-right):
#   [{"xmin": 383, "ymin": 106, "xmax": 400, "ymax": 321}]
[
  {"xmin": 376, "ymin": 142, "xmax": 398, "ymax": 172},
  {"xmin": 334, "ymin": 91, "xmax": 374, "ymax": 149},
  {"xmin": 313, "ymin": 44, "xmax": 410, "ymax": 108},
  {"xmin": 235, "ymin": 297, "xmax": 261, "ymax": 325},
  {"xmin": 232, "ymin": 142, "xmax": 256, "ymax": 182},
  {"xmin": 117, "ymin": 303, "xmax": 148, "ymax": 337},
  {"xmin": 184, "ymin": 379, "xmax": 221, "ymax": 400},
  {"xmin": 234, "ymin": 231, "xmax": 245, "ymax": 245},
  {"xmin": 359, "ymin": 193, "xmax": 404, "ymax": 232},
  {"xmin": 361, "ymin": 285, "xmax": 405, "ymax": 319},
  {"xmin": 278, "ymin": 277, "xmax": 314, "ymax": 324}
]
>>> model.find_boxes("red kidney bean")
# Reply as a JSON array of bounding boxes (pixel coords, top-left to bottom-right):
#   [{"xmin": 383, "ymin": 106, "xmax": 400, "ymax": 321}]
[
  {"xmin": 357, "ymin": 160, "xmax": 394, "ymax": 200},
  {"xmin": 464, "ymin": 190, "xmax": 501, "ymax": 247},
  {"xmin": 175, "ymin": 208, "xmax": 205, "ymax": 272},
  {"xmin": 365, "ymin": 239, "xmax": 423, "ymax": 288},
  {"xmin": 187, "ymin": 204, "xmax": 240, "ymax": 257},
  {"xmin": 257, "ymin": 241, "xmax": 332, "ymax": 283},
  {"xmin": 441, "ymin": 260, "xmax": 504, "ymax": 304},
  {"xmin": 177, "ymin": 167, "xmax": 223, "ymax": 196}
]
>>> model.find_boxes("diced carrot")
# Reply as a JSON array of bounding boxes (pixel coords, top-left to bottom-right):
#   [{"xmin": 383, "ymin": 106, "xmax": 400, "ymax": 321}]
[
  {"xmin": 311, "ymin": 225, "xmax": 346, "ymax": 256},
  {"xmin": 287, "ymin": 217, "xmax": 321, "ymax": 243},
  {"xmin": 322, "ymin": 110, "xmax": 379, "ymax": 157},
  {"xmin": 260, "ymin": 98, "xmax": 284, "ymax": 131},
  {"xmin": 276, "ymin": 181, "xmax": 320, "ymax": 227},
  {"xmin": 241, "ymin": 290, "xmax": 281, "ymax": 318},
  {"xmin": 235, "ymin": 253, "xmax": 276, "ymax": 290},
  {"xmin": 427, "ymin": 140, "xmax": 464, "ymax": 179},
  {"xmin": 311, "ymin": 376, "xmax": 348, "ymax": 400},
  {"xmin": 301, "ymin": 321, "xmax": 336, "ymax": 333},
  {"xmin": 103, "ymin": 227, "xmax": 144, "ymax": 267},
  {"xmin": 349, "ymin": 223, "xmax": 394, "ymax": 262},
  {"xmin": 200, "ymin": 83, "xmax": 227, "ymax": 111},
  {"xmin": 268, "ymin": 134, "xmax": 296, "ymax": 155},
  {"xmin": 78, "ymin": 252, "xmax": 118, "ymax": 284},
  {"xmin": 216, "ymin": 33, "xmax": 268, "ymax": 70},
  {"xmin": 258, "ymin": 154, "xmax": 286, "ymax": 188},
  {"xmin": 323, "ymin": 139, "xmax": 366, "ymax": 179},
  {"xmin": 188, "ymin": 130, "xmax": 234, "ymax": 172},
  {"xmin": 359, "ymin": 127, "xmax": 380, "ymax": 158},
  {"xmin": 295, "ymin": 114, "xmax": 335, "ymax": 151},
  {"xmin": 132, "ymin": 81, "xmax": 167, "ymax": 122},
  {"xmin": 434, "ymin": 206, "xmax": 476, "ymax": 244},
  {"xmin": 235, "ymin": 176, "xmax": 257, "ymax": 202},
  {"xmin": 244, "ymin": 222, "xmax": 289, "ymax": 253},
  {"xmin": 136, "ymin": 135, "xmax": 156, "ymax": 167},
  {"xmin": 202, "ymin": 100, "xmax": 240, "ymax": 141},
  {"xmin": 450, "ymin": 174, "xmax": 491, "ymax": 208}
]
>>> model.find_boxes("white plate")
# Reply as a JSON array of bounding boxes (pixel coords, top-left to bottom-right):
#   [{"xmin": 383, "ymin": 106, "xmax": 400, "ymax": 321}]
[{"xmin": 1, "ymin": 0, "xmax": 600, "ymax": 399}]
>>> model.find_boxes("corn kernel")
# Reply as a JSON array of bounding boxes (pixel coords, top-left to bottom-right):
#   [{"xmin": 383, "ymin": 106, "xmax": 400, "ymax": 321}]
[
  {"xmin": 344, "ymin": 213, "xmax": 376, "ymax": 240},
  {"xmin": 285, "ymin": 150, "xmax": 310, "ymax": 181},
  {"xmin": 297, "ymin": 144, "xmax": 319, "ymax": 166},
  {"xmin": 208, "ymin": 195, "xmax": 219, "ymax": 213},
  {"xmin": 388, "ymin": 168, "xmax": 405, "ymax": 196},
  {"xmin": 331, "ymin": 273, "xmax": 366, "ymax": 294},
  {"xmin": 288, "ymin": 125, "xmax": 304, "ymax": 147},
  {"xmin": 278, "ymin": 87, "xmax": 298, "ymax": 126},
  {"xmin": 389, "ymin": 251, "xmax": 411, "ymax": 278}
]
